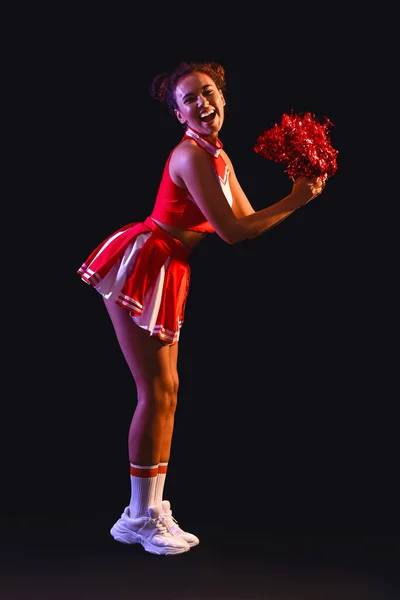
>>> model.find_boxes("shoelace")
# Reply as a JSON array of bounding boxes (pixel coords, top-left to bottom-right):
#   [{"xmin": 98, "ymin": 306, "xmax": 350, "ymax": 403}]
[
  {"xmin": 151, "ymin": 515, "xmax": 173, "ymax": 536},
  {"xmin": 168, "ymin": 513, "xmax": 180, "ymax": 526},
  {"xmin": 164, "ymin": 512, "xmax": 184, "ymax": 532}
]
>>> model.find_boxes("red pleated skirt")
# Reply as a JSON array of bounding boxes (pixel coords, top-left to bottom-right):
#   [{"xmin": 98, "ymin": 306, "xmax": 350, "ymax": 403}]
[{"xmin": 77, "ymin": 216, "xmax": 192, "ymax": 344}]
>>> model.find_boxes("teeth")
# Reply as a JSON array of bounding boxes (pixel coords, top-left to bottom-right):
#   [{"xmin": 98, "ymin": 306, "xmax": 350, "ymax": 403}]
[{"xmin": 200, "ymin": 109, "xmax": 215, "ymax": 117}]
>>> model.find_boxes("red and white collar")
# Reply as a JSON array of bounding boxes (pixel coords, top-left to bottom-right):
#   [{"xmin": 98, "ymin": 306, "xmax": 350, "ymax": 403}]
[{"xmin": 184, "ymin": 126, "xmax": 223, "ymax": 158}]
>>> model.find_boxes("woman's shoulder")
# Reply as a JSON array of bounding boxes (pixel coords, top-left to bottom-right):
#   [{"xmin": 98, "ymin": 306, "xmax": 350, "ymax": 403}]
[
  {"xmin": 171, "ymin": 138, "xmax": 208, "ymax": 166},
  {"xmin": 173, "ymin": 137, "xmax": 202, "ymax": 155}
]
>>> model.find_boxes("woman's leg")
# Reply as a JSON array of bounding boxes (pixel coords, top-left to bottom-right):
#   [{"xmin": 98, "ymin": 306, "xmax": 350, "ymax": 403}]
[
  {"xmin": 103, "ymin": 299, "xmax": 199, "ymax": 549},
  {"xmin": 103, "ymin": 299, "xmax": 191, "ymax": 554},
  {"xmin": 160, "ymin": 341, "xmax": 179, "ymax": 462},
  {"xmin": 153, "ymin": 341, "xmax": 179, "ymax": 505},
  {"xmin": 103, "ymin": 298, "xmax": 178, "ymax": 467}
]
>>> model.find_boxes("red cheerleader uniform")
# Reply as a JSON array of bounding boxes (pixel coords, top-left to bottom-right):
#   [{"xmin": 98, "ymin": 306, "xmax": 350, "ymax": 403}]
[{"xmin": 77, "ymin": 126, "xmax": 232, "ymax": 344}]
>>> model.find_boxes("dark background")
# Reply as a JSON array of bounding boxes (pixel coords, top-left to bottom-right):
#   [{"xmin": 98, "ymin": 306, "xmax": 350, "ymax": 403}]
[{"xmin": 3, "ymin": 8, "xmax": 398, "ymax": 599}]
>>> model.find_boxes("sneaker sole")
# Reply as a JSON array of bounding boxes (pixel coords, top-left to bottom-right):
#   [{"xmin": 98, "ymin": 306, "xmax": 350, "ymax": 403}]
[{"xmin": 110, "ymin": 521, "xmax": 190, "ymax": 555}]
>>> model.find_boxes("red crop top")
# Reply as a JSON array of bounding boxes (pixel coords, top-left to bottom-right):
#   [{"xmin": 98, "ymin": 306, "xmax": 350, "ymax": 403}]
[{"xmin": 150, "ymin": 126, "xmax": 233, "ymax": 233}]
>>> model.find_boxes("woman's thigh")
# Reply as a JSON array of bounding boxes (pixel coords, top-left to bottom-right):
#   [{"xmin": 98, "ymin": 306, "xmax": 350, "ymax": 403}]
[{"xmin": 103, "ymin": 299, "xmax": 177, "ymax": 384}]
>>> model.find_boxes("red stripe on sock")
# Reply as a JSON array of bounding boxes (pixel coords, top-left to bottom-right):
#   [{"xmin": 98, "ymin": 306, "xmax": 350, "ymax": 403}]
[
  {"xmin": 130, "ymin": 465, "xmax": 158, "ymax": 478},
  {"xmin": 158, "ymin": 464, "xmax": 168, "ymax": 474}
]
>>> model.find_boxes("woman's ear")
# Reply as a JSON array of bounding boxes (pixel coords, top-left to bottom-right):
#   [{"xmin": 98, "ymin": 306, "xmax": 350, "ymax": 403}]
[{"xmin": 174, "ymin": 109, "xmax": 186, "ymax": 125}]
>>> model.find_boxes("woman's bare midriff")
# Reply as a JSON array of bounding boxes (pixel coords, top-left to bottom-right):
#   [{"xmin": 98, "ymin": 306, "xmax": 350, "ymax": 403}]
[{"xmin": 151, "ymin": 218, "xmax": 208, "ymax": 249}]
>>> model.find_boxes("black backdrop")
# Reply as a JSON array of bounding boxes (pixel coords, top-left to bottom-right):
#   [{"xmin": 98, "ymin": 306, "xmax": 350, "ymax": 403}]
[{"xmin": 3, "ymin": 10, "xmax": 398, "ymax": 598}]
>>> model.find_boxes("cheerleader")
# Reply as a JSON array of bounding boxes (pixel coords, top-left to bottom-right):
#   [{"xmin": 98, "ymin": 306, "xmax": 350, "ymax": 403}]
[{"xmin": 77, "ymin": 61, "xmax": 325, "ymax": 555}]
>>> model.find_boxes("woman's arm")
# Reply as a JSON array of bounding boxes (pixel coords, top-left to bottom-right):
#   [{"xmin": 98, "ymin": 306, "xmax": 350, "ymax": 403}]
[
  {"xmin": 171, "ymin": 141, "xmax": 324, "ymax": 245},
  {"xmin": 224, "ymin": 150, "xmax": 324, "ymax": 240}
]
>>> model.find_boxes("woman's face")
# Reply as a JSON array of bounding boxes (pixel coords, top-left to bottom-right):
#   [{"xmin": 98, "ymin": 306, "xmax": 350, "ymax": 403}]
[{"xmin": 174, "ymin": 72, "xmax": 225, "ymax": 138}]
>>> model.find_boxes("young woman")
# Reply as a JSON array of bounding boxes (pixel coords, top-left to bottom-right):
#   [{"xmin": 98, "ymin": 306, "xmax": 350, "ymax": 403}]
[{"xmin": 77, "ymin": 61, "xmax": 326, "ymax": 556}]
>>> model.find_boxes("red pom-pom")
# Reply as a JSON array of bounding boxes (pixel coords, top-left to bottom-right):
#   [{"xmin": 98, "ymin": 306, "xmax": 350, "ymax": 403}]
[{"xmin": 254, "ymin": 110, "xmax": 338, "ymax": 180}]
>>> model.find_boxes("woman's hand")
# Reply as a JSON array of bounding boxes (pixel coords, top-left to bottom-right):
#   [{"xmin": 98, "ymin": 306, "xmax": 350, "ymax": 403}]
[{"xmin": 291, "ymin": 175, "xmax": 326, "ymax": 208}]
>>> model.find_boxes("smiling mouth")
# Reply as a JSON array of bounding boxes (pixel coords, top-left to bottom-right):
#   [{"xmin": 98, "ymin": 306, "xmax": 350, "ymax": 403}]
[{"xmin": 200, "ymin": 109, "xmax": 216, "ymax": 123}]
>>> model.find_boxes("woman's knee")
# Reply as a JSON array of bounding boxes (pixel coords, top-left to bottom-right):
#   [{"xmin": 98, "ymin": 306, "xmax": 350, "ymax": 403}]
[
  {"xmin": 142, "ymin": 375, "xmax": 177, "ymax": 415},
  {"xmin": 172, "ymin": 370, "xmax": 179, "ymax": 397},
  {"xmin": 167, "ymin": 370, "xmax": 179, "ymax": 414}
]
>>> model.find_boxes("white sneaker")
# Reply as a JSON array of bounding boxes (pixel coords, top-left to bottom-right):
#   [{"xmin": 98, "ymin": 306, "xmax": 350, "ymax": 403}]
[
  {"xmin": 161, "ymin": 500, "xmax": 200, "ymax": 547},
  {"xmin": 110, "ymin": 505, "xmax": 190, "ymax": 555}
]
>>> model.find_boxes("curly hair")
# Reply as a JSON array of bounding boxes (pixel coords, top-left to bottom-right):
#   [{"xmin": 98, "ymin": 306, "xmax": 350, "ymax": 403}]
[{"xmin": 150, "ymin": 61, "xmax": 227, "ymax": 114}]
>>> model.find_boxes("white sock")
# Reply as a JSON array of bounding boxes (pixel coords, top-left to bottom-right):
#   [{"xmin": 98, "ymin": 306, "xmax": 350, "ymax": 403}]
[
  {"xmin": 154, "ymin": 462, "xmax": 168, "ymax": 507},
  {"xmin": 128, "ymin": 463, "xmax": 158, "ymax": 518}
]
